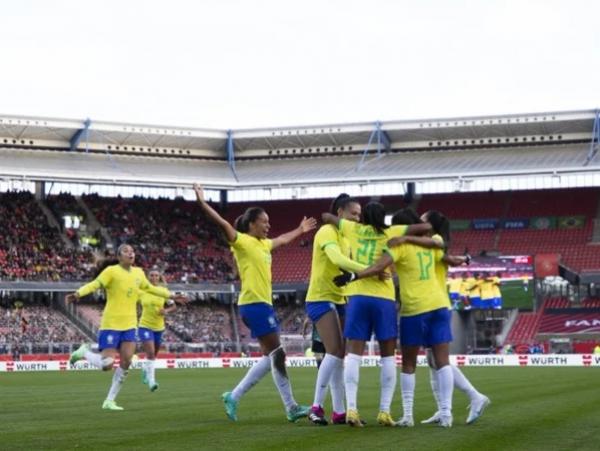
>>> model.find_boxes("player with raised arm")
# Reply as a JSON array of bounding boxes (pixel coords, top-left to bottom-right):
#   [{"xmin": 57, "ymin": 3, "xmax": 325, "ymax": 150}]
[
  {"xmin": 305, "ymin": 193, "xmax": 368, "ymax": 426},
  {"xmin": 193, "ymin": 183, "xmax": 316, "ymax": 423},
  {"xmin": 138, "ymin": 269, "xmax": 177, "ymax": 392},
  {"xmin": 66, "ymin": 245, "xmax": 186, "ymax": 410},
  {"xmin": 322, "ymin": 202, "xmax": 431, "ymax": 427}
]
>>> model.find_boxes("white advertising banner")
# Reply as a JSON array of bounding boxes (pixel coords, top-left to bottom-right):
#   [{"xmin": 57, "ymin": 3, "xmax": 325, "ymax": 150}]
[{"xmin": 1, "ymin": 354, "xmax": 599, "ymax": 372}]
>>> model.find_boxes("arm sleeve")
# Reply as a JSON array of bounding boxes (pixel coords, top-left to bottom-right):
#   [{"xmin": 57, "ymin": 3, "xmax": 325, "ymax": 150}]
[
  {"xmin": 323, "ymin": 243, "xmax": 367, "ymax": 273},
  {"xmin": 77, "ymin": 266, "xmax": 112, "ymax": 297}
]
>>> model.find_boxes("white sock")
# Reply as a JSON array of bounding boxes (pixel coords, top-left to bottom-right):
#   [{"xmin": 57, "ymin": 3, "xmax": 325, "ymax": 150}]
[
  {"xmin": 452, "ymin": 365, "xmax": 480, "ymax": 401},
  {"xmin": 379, "ymin": 356, "xmax": 397, "ymax": 413},
  {"xmin": 231, "ymin": 355, "xmax": 271, "ymax": 402},
  {"xmin": 270, "ymin": 346, "xmax": 297, "ymax": 411},
  {"xmin": 429, "ymin": 367, "xmax": 441, "ymax": 411},
  {"xmin": 330, "ymin": 357, "xmax": 345, "ymax": 414},
  {"xmin": 146, "ymin": 360, "xmax": 156, "ymax": 385},
  {"xmin": 106, "ymin": 367, "xmax": 128, "ymax": 401},
  {"xmin": 401, "ymin": 372, "xmax": 415, "ymax": 419},
  {"xmin": 344, "ymin": 353, "xmax": 361, "ymax": 411},
  {"xmin": 84, "ymin": 350, "xmax": 103, "ymax": 369},
  {"xmin": 313, "ymin": 354, "xmax": 339, "ymax": 408},
  {"xmin": 437, "ymin": 365, "xmax": 454, "ymax": 416}
]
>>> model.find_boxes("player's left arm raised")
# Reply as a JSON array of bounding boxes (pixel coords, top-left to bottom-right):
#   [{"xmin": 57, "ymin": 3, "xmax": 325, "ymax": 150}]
[{"xmin": 271, "ymin": 216, "xmax": 317, "ymax": 250}]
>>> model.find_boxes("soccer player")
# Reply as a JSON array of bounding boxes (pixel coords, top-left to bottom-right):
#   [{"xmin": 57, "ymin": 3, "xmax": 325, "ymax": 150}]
[
  {"xmin": 480, "ymin": 273, "xmax": 495, "ymax": 310},
  {"xmin": 460, "ymin": 274, "xmax": 472, "ymax": 310},
  {"xmin": 417, "ymin": 210, "xmax": 490, "ymax": 425},
  {"xmin": 336, "ymin": 208, "xmax": 454, "ymax": 428},
  {"xmin": 305, "ymin": 193, "xmax": 368, "ymax": 426},
  {"xmin": 491, "ymin": 272, "xmax": 503, "ymax": 309},
  {"xmin": 447, "ymin": 273, "xmax": 462, "ymax": 310},
  {"xmin": 468, "ymin": 273, "xmax": 483, "ymax": 309},
  {"xmin": 193, "ymin": 183, "xmax": 316, "ymax": 423},
  {"xmin": 323, "ymin": 202, "xmax": 431, "ymax": 427},
  {"xmin": 138, "ymin": 269, "xmax": 177, "ymax": 392},
  {"xmin": 66, "ymin": 245, "xmax": 183, "ymax": 410}
]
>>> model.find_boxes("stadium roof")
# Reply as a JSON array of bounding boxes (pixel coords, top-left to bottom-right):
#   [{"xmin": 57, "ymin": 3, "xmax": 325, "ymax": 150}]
[{"xmin": 0, "ymin": 109, "xmax": 598, "ymax": 191}]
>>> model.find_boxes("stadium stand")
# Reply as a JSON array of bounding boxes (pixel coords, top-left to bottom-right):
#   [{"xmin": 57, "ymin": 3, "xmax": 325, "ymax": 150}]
[
  {"xmin": 0, "ymin": 305, "xmax": 87, "ymax": 351},
  {"xmin": 82, "ymin": 194, "xmax": 236, "ymax": 283},
  {"xmin": 0, "ymin": 191, "xmax": 96, "ymax": 281}
]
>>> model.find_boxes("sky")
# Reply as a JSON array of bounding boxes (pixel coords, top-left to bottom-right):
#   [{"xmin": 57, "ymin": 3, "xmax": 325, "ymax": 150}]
[{"xmin": 1, "ymin": 0, "xmax": 599, "ymax": 130}]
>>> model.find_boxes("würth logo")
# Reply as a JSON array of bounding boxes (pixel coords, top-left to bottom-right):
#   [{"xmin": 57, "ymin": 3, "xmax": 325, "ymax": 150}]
[
  {"xmin": 222, "ymin": 358, "xmax": 231, "ymax": 368},
  {"xmin": 582, "ymin": 355, "xmax": 592, "ymax": 367},
  {"xmin": 167, "ymin": 359, "xmax": 175, "ymax": 369},
  {"xmin": 6, "ymin": 361, "xmax": 14, "ymax": 372},
  {"xmin": 394, "ymin": 355, "xmax": 402, "ymax": 366},
  {"xmin": 59, "ymin": 361, "xmax": 68, "ymax": 371},
  {"xmin": 456, "ymin": 355, "xmax": 466, "ymax": 367},
  {"xmin": 518, "ymin": 355, "xmax": 528, "ymax": 366}
]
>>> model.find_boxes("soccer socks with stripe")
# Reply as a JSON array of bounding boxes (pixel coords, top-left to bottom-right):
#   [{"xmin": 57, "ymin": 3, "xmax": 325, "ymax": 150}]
[
  {"xmin": 231, "ymin": 355, "xmax": 271, "ymax": 402},
  {"xmin": 401, "ymin": 372, "xmax": 416, "ymax": 419},
  {"xmin": 429, "ymin": 367, "xmax": 441, "ymax": 410},
  {"xmin": 379, "ymin": 356, "xmax": 397, "ymax": 413},
  {"xmin": 270, "ymin": 346, "xmax": 297, "ymax": 411},
  {"xmin": 452, "ymin": 365, "xmax": 480, "ymax": 401},
  {"xmin": 107, "ymin": 367, "xmax": 128, "ymax": 401},
  {"xmin": 330, "ymin": 357, "xmax": 345, "ymax": 414},
  {"xmin": 344, "ymin": 353, "xmax": 362, "ymax": 411},
  {"xmin": 313, "ymin": 354, "xmax": 340, "ymax": 408},
  {"xmin": 436, "ymin": 365, "xmax": 454, "ymax": 417}
]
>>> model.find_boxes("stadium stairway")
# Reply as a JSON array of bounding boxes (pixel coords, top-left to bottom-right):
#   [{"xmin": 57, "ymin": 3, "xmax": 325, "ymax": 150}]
[
  {"xmin": 76, "ymin": 195, "xmax": 114, "ymax": 246},
  {"xmin": 35, "ymin": 198, "xmax": 73, "ymax": 249}
]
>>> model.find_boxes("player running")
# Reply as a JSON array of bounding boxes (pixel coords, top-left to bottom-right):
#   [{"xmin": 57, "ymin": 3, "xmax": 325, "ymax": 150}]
[
  {"xmin": 323, "ymin": 202, "xmax": 431, "ymax": 427},
  {"xmin": 305, "ymin": 193, "xmax": 368, "ymax": 426},
  {"xmin": 66, "ymin": 245, "xmax": 186, "ymax": 411},
  {"xmin": 138, "ymin": 269, "xmax": 177, "ymax": 392},
  {"xmin": 193, "ymin": 183, "xmax": 316, "ymax": 423}
]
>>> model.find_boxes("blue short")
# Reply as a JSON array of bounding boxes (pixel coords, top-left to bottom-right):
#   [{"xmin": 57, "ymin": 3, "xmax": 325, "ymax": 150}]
[
  {"xmin": 98, "ymin": 329, "xmax": 137, "ymax": 351},
  {"xmin": 400, "ymin": 308, "xmax": 452, "ymax": 347},
  {"xmin": 449, "ymin": 292, "xmax": 460, "ymax": 301},
  {"xmin": 239, "ymin": 303, "xmax": 279, "ymax": 339},
  {"xmin": 492, "ymin": 297, "xmax": 502, "ymax": 309},
  {"xmin": 138, "ymin": 327, "xmax": 164, "ymax": 348},
  {"xmin": 470, "ymin": 296, "xmax": 482, "ymax": 309},
  {"xmin": 344, "ymin": 295, "xmax": 397, "ymax": 341},
  {"xmin": 306, "ymin": 301, "xmax": 346, "ymax": 324}
]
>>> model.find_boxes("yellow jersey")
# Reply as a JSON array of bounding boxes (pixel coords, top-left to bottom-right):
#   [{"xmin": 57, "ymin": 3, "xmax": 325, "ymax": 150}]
[
  {"xmin": 306, "ymin": 225, "xmax": 359, "ymax": 304},
  {"xmin": 448, "ymin": 278, "xmax": 462, "ymax": 294},
  {"xmin": 481, "ymin": 280, "xmax": 495, "ymax": 300},
  {"xmin": 387, "ymin": 243, "xmax": 447, "ymax": 316},
  {"xmin": 491, "ymin": 276, "xmax": 502, "ymax": 298},
  {"xmin": 139, "ymin": 291, "xmax": 168, "ymax": 331},
  {"xmin": 469, "ymin": 279, "xmax": 482, "ymax": 298},
  {"xmin": 77, "ymin": 265, "xmax": 171, "ymax": 331},
  {"xmin": 338, "ymin": 219, "xmax": 407, "ymax": 301},
  {"xmin": 230, "ymin": 232, "xmax": 273, "ymax": 306},
  {"xmin": 431, "ymin": 234, "xmax": 451, "ymax": 309},
  {"xmin": 459, "ymin": 279, "xmax": 470, "ymax": 296}
]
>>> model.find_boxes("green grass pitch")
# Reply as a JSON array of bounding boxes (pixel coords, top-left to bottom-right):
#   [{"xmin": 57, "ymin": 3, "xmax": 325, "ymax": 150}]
[{"xmin": 1, "ymin": 367, "xmax": 597, "ymax": 450}]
